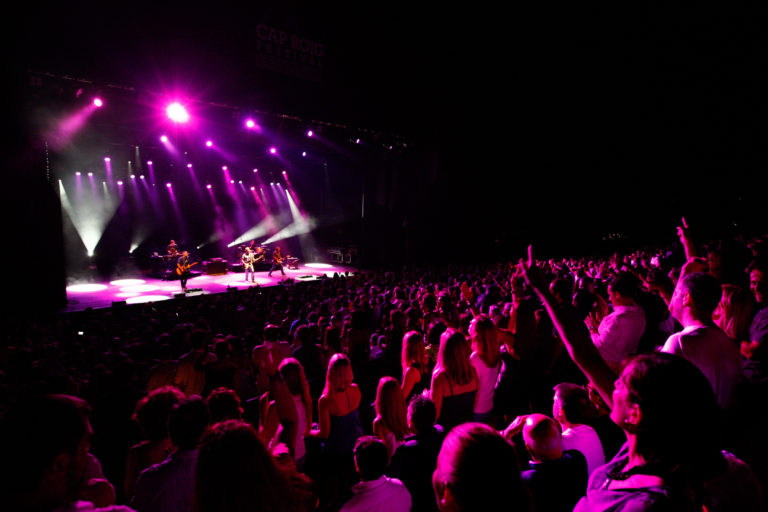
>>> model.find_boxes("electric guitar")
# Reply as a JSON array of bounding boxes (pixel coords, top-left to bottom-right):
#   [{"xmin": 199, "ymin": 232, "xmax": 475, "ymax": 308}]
[
  {"xmin": 176, "ymin": 261, "xmax": 198, "ymax": 275},
  {"xmin": 242, "ymin": 254, "xmax": 254, "ymax": 271}
]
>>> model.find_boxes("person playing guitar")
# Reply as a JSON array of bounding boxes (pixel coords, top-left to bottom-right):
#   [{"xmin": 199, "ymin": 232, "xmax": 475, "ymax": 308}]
[
  {"xmin": 242, "ymin": 247, "xmax": 256, "ymax": 283},
  {"xmin": 176, "ymin": 251, "xmax": 197, "ymax": 292},
  {"xmin": 268, "ymin": 246, "xmax": 286, "ymax": 277}
]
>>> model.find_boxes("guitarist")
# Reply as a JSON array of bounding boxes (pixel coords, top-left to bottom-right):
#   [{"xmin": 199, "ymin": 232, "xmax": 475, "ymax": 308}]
[
  {"xmin": 242, "ymin": 247, "xmax": 255, "ymax": 283},
  {"xmin": 177, "ymin": 251, "xmax": 193, "ymax": 292},
  {"xmin": 267, "ymin": 246, "xmax": 286, "ymax": 277}
]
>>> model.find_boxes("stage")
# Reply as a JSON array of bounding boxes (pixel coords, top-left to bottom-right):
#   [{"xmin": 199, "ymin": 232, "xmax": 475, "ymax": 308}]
[{"xmin": 62, "ymin": 262, "xmax": 357, "ymax": 313}]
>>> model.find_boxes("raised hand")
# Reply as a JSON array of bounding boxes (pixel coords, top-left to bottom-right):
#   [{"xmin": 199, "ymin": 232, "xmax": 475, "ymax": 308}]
[{"xmin": 517, "ymin": 245, "xmax": 546, "ymax": 292}]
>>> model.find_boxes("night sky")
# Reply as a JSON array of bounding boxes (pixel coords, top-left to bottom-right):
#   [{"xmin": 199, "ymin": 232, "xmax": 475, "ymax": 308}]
[{"xmin": 6, "ymin": 3, "xmax": 768, "ymax": 295}]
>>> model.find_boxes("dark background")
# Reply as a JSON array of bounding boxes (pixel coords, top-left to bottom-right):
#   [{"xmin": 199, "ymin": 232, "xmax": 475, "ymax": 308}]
[{"xmin": 4, "ymin": 3, "xmax": 768, "ymax": 314}]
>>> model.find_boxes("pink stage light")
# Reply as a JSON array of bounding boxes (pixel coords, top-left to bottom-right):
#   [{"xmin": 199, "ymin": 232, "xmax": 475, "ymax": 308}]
[
  {"xmin": 147, "ymin": 161, "xmax": 153, "ymax": 165},
  {"xmin": 307, "ymin": 130, "xmax": 313, "ymax": 137},
  {"xmin": 75, "ymin": 172, "xmax": 81, "ymax": 176},
  {"xmin": 117, "ymin": 181, "xmax": 123, "ymax": 186},
  {"xmin": 187, "ymin": 163, "xmax": 193, "ymax": 168},
  {"xmin": 222, "ymin": 166, "xmax": 228, "ymax": 171},
  {"xmin": 130, "ymin": 175, "xmax": 136, "ymax": 179},
  {"xmin": 269, "ymin": 146, "xmax": 277, "ymax": 155},
  {"xmin": 253, "ymin": 168, "xmax": 258, "ymax": 173},
  {"xmin": 282, "ymin": 170, "xmax": 287, "ymax": 175},
  {"xmin": 206, "ymin": 184, "xmax": 212, "ymax": 189},
  {"xmin": 166, "ymin": 102, "xmax": 190, "ymax": 123},
  {"xmin": 302, "ymin": 152, "xmax": 307, "ymax": 157},
  {"xmin": 250, "ymin": 186, "xmax": 255, "ymax": 191},
  {"xmin": 140, "ymin": 175, "xmax": 145, "ymax": 180},
  {"xmin": 230, "ymin": 180, "xmax": 235, "ymax": 184},
  {"xmin": 245, "ymin": 119, "xmax": 256, "ymax": 129},
  {"xmin": 104, "ymin": 157, "xmax": 111, "ymax": 162},
  {"xmin": 160, "ymin": 135, "xmax": 169, "ymax": 143},
  {"xmin": 93, "ymin": 98, "xmax": 103, "ymax": 107},
  {"xmin": 88, "ymin": 172, "xmax": 93, "ymax": 177},
  {"xmin": 166, "ymin": 183, "xmax": 172, "ymax": 188},
  {"xmin": 205, "ymin": 140, "xmax": 213, "ymax": 147}
]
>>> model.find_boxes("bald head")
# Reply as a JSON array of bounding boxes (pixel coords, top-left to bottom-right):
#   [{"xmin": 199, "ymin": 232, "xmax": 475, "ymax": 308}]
[{"xmin": 522, "ymin": 414, "xmax": 563, "ymax": 463}]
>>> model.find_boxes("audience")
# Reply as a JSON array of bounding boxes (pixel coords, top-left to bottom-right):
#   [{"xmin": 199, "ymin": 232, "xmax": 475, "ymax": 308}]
[
  {"xmin": 2, "ymin": 225, "xmax": 768, "ymax": 511},
  {"xmin": 552, "ymin": 382, "xmax": 606, "ymax": 476}
]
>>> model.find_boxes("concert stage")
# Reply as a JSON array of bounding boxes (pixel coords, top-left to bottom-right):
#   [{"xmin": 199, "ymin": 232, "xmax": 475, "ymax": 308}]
[{"xmin": 63, "ymin": 263, "xmax": 356, "ymax": 313}]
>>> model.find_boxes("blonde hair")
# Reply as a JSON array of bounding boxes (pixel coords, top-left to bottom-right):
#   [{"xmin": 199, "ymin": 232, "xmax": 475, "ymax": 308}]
[
  {"xmin": 324, "ymin": 353, "xmax": 354, "ymax": 395},
  {"xmin": 375, "ymin": 376, "xmax": 409, "ymax": 441},
  {"xmin": 470, "ymin": 315, "xmax": 501, "ymax": 368},
  {"xmin": 401, "ymin": 330, "xmax": 426, "ymax": 376},
  {"xmin": 437, "ymin": 328, "xmax": 473, "ymax": 386}
]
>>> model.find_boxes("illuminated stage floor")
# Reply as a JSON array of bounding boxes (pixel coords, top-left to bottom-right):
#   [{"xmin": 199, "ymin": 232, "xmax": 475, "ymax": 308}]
[{"xmin": 63, "ymin": 263, "xmax": 356, "ymax": 313}]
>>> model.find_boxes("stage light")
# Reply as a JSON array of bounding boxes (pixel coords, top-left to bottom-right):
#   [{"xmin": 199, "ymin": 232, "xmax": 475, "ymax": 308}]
[
  {"xmin": 205, "ymin": 140, "xmax": 213, "ymax": 147},
  {"xmin": 302, "ymin": 152, "xmax": 307, "ymax": 157},
  {"xmin": 250, "ymin": 186, "xmax": 255, "ymax": 191},
  {"xmin": 104, "ymin": 157, "xmax": 111, "ymax": 162},
  {"xmin": 206, "ymin": 184, "xmax": 212, "ymax": 189},
  {"xmin": 238, "ymin": 180, "xmax": 243, "ymax": 184},
  {"xmin": 282, "ymin": 170, "xmax": 287, "ymax": 175},
  {"xmin": 140, "ymin": 175, "xmax": 145, "ymax": 180},
  {"xmin": 130, "ymin": 175, "xmax": 136, "ymax": 179},
  {"xmin": 166, "ymin": 183, "xmax": 172, "ymax": 188},
  {"xmin": 245, "ymin": 119, "xmax": 256, "ymax": 129},
  {"xmin": 75, "ymin": 172, "xmax": 81, "ymax": 176},
  {"xmin": 356, "ymin": 139, "xmax": 361, "ymax": 144},
  {"xmin": 147, "ymin": 161, "xmax": 153, "ymax": 165},
  {"xmin": 307, "ymin": 130, "xmax": 313, "ymax": 137},
  {"xmin": 222, "ymin": 166, "xmax": 228, "ymax": 171},
  {"xmin": 88, "ymin": 172, "xmax": 93, "ymax": 176},
  {"xmin": 253, "ymin": 168, "xmax": 258, "ymax": 173},
  {"xmin": 166, "ymin": 102, "xmax": 190, "ymax": 123},
  {"xmin": 117, "ymin": 181, "xmax": 123, "ymax": 186},
  {"xmin": 269, "ymin": 146, "xmax": 277, "ymax": 155},
  {"xmin": 230, "ymin": 180, "xmax": 235, "ymax": 184},
  {"xmin": 187, "ymin": 163, "xmax": 193, "ymax": 168},
  {"xmin": 160, "ymin": 135, "xmax": 168, "ymax": 143},
  {"xmin": 93, "ymin": 98, "xmax": 103, "ymax": 107}
]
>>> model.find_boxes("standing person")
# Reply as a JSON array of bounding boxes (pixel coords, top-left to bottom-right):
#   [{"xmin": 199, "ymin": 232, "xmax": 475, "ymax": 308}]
[
  {"xmin": 242, "ymin": 247, "xmax": 255, "ymax": 283},
  {"xmin": 373, "ymin": 376, "xmax": 409, "ymax": 460},
  {"xmin": 430, "ymin": 329, "xmax": 478, "ymax": 433},
  {"xmin": 268, "ymin": 246, "xmax": 286, "ymax": 277},
  {"xmin": 401, "ymin": 331, "xmax": 430, "ymax": 403},
  {"xmin": 177, "ymin": 251, "xmax": 192, "ymax": 292},
  {"xmin": 468, "ymin": 315, "xmax": 502, "ymax": 426}
]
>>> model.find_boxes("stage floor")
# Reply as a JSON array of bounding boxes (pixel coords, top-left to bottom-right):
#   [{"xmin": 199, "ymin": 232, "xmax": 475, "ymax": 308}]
[{"xmin": 62, "ymin": 263, "xmax": 356, "ymax": 313}]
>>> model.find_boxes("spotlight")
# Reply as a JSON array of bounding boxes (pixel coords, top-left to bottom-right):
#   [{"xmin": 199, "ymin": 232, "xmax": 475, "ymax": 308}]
[
  {"xmin": 147, "ymin": 161, "xmax": 153, "ymax": 165},
  {"xmin": 104, "ymin": 157, "xmax": 111, "ymax": 162},
  {"xmin": 187, "ymin": 163, "xmax": 193, "ymax": 168},
  {"xmin": 88, "ymin": 172, "xmax": 93, "ymax": 177},
  {"xmin": 356, "ymin": 139, "xmax": 361, "ymax": 144},
  {"xmin": 160, "ymin": 135, "xmax": 168, "ymax": 143},
  {"xmin": 130, "ymin": 175, "xmax": 136, "ymax": 179},
  {"xmin": 166, "ymin": 102, "xmax": 190, "ymax": 123},
  {"xmin": 93, "ymin": 98, "xmax": 103, "ymax": 108},
  {"xmin": 302, "ymin": 152, "xmax": 307, "ymax": 157},
  {"xmin": 75, "ymin": 172, "xmax": 81, "ymax": 176},
  {"xmin": 140, "ymin": 175, "xmax": 145, "ymax": 180},
  {"xmin": 282, "ymin": 170, "xmax": 287, "ymax": 175},
  {"xmin": 250, "ymin": 186, "xmax": 255, "ymax": 191},
  {"xmin": 230, "ymin": 180, "xmax": 235, "ymax": 184},
  {"xmin": 205, "ymin": 140, "xmax": 213, "ymax": 147},
  {"xmin": 238, "ymin": 180, "xmax": 243, "ymax": 184},
  {"xmin": 166, "ymin": 183, "xmax": 172, "ymax": 188},
  {"xmin": 206, "ymin": 184, "xmax": 212, "ymax": 189},
  {"xmin": 245, "ymin": 119, "xmax": 256, "ymax": 129},
  {"xmin": 253, "ymin": 168, "xmax": 258, "ymax": 173},
  {"xmin": 117, "ymin": 181, "xmax": 123, "ymax": 186},
  {"xmin": 222, "ymin": 166, "xmax": 228, "ymax": 171},
  {"xmin": 307, "ymin": 130, "xmax": 313, "ymax": 137},
  {"xmin": 269, "ymin": 146, "xmax": 277, "ymax": 155}
]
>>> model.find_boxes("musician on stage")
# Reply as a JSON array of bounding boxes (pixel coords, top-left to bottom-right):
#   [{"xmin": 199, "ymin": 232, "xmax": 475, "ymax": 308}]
[
  {"xmin": 167, "ymin": 240, "xmax": 179, "ymax": 257},
  {"xmin": 242, "ymin": 247, "xmax": 255, "ymax": 283},
  {"xmin": 268, "ymin": 246, "xmax": 286, "ymax": 277},
  {"xmin": 177, "ymin": 251, "xmax": 192, "ymax": 292}
]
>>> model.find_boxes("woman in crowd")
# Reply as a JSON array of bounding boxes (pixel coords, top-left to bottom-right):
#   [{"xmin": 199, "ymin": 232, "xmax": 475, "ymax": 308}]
[
  {"xmin": 401, "ymin": 330, "xmax": 431, "ymax": 402},
  {"xmin": 430, "ymin": 328, "xmax": 478, "ymax": 433},
  {"xmin": 468, "ymin": 314, "xmax": 502, "ymax": 425},
  {"xmin": 373, "ymin": 376, "xmax": 409, "ymax": 459},
  {"xmin": 273, "ymin": 357, "xmax": 313, "ymax": 470}
]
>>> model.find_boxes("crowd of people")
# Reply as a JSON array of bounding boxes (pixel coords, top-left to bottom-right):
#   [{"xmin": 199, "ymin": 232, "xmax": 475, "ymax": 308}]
[{"xmin": 1, "ymin": 219, "xmax": 767, "ymax": 511}]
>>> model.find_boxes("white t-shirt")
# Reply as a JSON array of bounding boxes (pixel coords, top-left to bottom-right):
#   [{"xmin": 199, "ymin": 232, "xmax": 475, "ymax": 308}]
[
  {"xmin": 562, "ymin": 423, "xmax": 606, "ymax": 476},
  {"xmin": 591, "ymin": 305, "xmax": 646, "ymax": 372},
  {"xmin": 340, "ymin": 476, "xmax": 412, "ymax": 512},
  {"xmin": 470, "ymin": 352, "xmax": 501, "ymax": 415},
  {"xmin": 661, "ymin": 324, "xmax": 742, "ymax": 410}
]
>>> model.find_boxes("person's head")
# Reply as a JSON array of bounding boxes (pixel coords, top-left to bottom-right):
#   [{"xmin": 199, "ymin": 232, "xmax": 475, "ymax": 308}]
[
  {"xmin": 669, "ymin": 272, "xmax": 722, "ymax": 324},
  {"xmin": 133, "ymin": 385, "xmax": 185, "ymax": 441},
  {"xmin": 375, "ymin": 376, "xmax": 408, "ymax": 440},
  {"xmin": 194, "ymin": 420, "xmax": 290, "ymax": 512},
  {"xmin": 468, "ymin": 314, "xmax": 500, "ymax": 368},
  {"xmin": 212, "ymin": 339, "xmax": 231, "ymax": 360},
  {"xmin": 182, "ymin": 250, "xmax": 189, "ymax": 257},
  {"xmin": 0, "ymin": 395, "xmax": 92, "ymax": 509},
  {"xmin": 278, "ymin": 358, "xmax": 311, "ymax": 406},
  {"xmin": 206, "ymin": 387, "xmax": 243, "ymax": 424},
  {"xmin": 749, "ymin": 259, "xmax": 767, "ymax": 305},
  {"xmin": 607, "ymin": 272, "xmax": 640, "ymax": 304},
  {"xmin": 353, "ymin": 436, "xmax": 389, "ymax": 481},
  {"xmin": 169, "ymin": 396, "xmax": 210, "ymax": 450},
  {"xmin": 610, "ymin": 353, "xmax": 721, "ymax": 476},
  {"xmin": 433, "ymin": 423, "xmax": 529, "ymax": 512},
  {"xmin": 401, "ymin": 330, "xmax": 427, "ymax": 372},
  {"xmin": 293, "ymin": 325, "xmax": 311, "ymax": 346},
  {"xmin": 437, "ymin": 328, "xmax": 473, "ymax": 386},
  {"xmin": 408, "ymin": 394, "xmax": 437, "ymax": 434},
  {"xmin": 552, "ymin": 382, "xmax": 596, "ymax": 428},
  {"xmin": 521, "ymin": 413, "xmax": 563, "ymax": 463},
  {"xmin": 324, "ymin": 353, "xmax": 354, "ymax": 394},
  {"xmin": 549, "ymin": 278, "xmax": 574, "ymax": 304},
  {"xmin": 263, "ymin": 324, "xmax": 279, "ymax": 343}
]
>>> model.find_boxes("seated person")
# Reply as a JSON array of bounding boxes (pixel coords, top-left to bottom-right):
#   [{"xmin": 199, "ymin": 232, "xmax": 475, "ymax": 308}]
[{"xmin": 340, "ymin": 436, "xmax": 411, "ymax": 512}]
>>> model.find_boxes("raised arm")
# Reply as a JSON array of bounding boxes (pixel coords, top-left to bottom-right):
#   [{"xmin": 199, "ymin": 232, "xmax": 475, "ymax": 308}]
[{"xmin": 519, "ymin": 246, "xmax": 617, "ymax": 408}]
